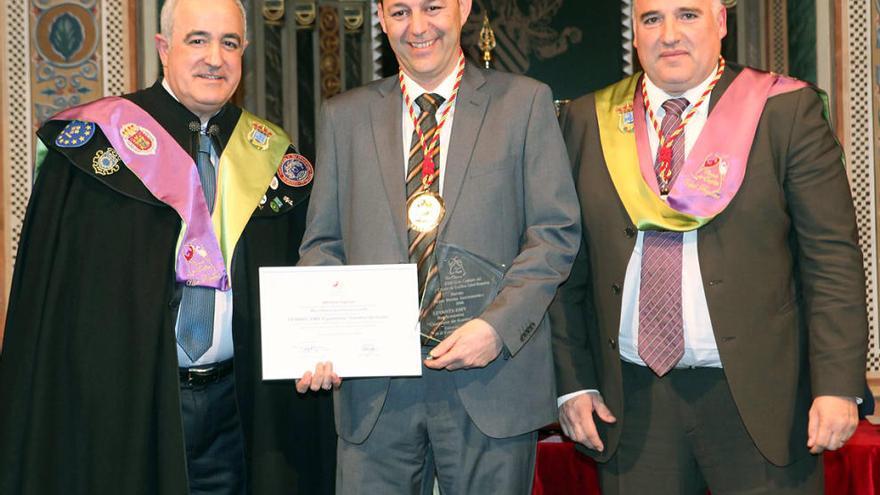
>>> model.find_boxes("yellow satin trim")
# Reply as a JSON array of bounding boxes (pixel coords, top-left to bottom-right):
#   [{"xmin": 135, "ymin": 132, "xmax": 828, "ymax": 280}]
[
  {"xmin": 213, "ymin": 111, "xmax": 291, "ymax": 280},
  {"xmin": 595, "ymin": 74, "xmax": 709, "ymax": 232}
]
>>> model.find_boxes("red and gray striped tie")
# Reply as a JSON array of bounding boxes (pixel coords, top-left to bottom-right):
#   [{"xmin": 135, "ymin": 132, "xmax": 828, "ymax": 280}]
[
  {"xmin": 638, "ymin": 97, "xmax": 690, "ymax": 376},
  {"xmin": 406, "ymin": 93, "xmax": 445, "ymax": 343}
]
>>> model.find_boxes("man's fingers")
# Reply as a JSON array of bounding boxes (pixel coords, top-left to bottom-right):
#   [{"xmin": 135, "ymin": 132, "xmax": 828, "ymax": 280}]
[
  {"xmin": 582, "ymin": 421, "xmax": 604, "ymax": 452},
  {"xmin": 295, "ymin": 372, "xmax": 313, "ymax": 393},
  {"xmin": 428, "ymin": 333, "xmax": 458, "ymax": 360},
  {"xmin": 806, "ymin": 406, "xmax": 819, "ymax": 448},
  {"xmin": 320, "ymin": 363, "xmax": 336, "ymax": 390},
  {"xmin": 426, "ymin": 343, "xmax": 462, "ymax": 369},
  {"xmin": 594, "ymin": 401, "xmax": 618, "ymax": 424}
]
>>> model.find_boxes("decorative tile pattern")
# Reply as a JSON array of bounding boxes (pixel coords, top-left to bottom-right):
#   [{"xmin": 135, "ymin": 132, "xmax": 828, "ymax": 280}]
[
  {"xmin": 3, "ymin": 0, "xmax": 136, "ymax": 286},
  {"xmin": 846, "ymin": 0, "xmax": 879, "ymax": 371}
]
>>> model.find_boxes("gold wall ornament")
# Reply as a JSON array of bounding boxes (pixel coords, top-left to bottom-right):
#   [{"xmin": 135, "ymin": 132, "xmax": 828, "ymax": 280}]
[
  {"xmin": 721, "ymin": 0, "xmax": 737, "ymax": 7},
  {"xmin": 478, "ymin": 13, "xmax": 496, "ymax": 69},
  {"xmin": 294, "ymin": 1, "xmax": 317, "ymax": 28},
  {"xmin": 342, "ymin": 4, "xmax": 364, "ymax": 32},
  {"xmin": 319, "ymin": 6, "xmax": 342, "ymax": 99},
  {"xmin": 262, "ymin": 0, "xmax": 285, "ymax": 26}
]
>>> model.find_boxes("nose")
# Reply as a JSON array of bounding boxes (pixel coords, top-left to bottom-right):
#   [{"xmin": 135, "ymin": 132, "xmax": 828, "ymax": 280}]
[
  {"xmin": 660, "ymin": 19, "xmax": 680, "ymax": 45},
  {"xmin": 205, "ymin": 41, "xmax": 223, "ymax": 68},
  {"xmin": 410, "ymin": 10, "xmax": 429, "ymax": 36}
]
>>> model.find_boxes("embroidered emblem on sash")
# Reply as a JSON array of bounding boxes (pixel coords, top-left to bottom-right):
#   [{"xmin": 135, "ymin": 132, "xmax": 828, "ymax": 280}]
[
  {"xmin": 120, "ymin": 123, "xmax": 158, "ymax": 155},
  {"xmin": 92, "ymin": 148, "xmax": 121, "ymax": 176},
  {"xmin": 616, "ymin": 102, "xmax": 635, "ymax": 134},
  {"xmin": 248, "ymin": 122, "xmax": 273, "ymax": 150},
  {"xmin": 55, "ymin": 120, "xmax": 95, "ymax": 148},
  {"xmin": 282, "ymin": 195, "xmax": 294, "ymax": 206},
  {"xmin": 181, "ymin": 243, "xmax": 221, "ymax": 285},
  {"xmin": 277, "ymin": 153, "xmax": 314, "ymax": 187},
  {"xmin": 269, "ymin": 176, "xmax": 279, "ymax": 190},
  {"xmin": 270, "ymin": 197, "xmax": 283, "ymax": 212},
  {"xmin": 684, "ymin": 153, "xmax": 729, "ymax": 199}
]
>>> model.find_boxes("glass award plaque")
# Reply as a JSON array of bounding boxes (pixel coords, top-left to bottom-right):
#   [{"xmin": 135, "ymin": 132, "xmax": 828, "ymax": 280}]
[{"xmin": 422, "ymin": 243, "xmax": 505, "ymax": 340}]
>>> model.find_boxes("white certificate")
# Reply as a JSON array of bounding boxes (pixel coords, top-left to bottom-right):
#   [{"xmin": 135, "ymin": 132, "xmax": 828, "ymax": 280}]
[{"xmin": 259, "ymin": 264, "xmax": 422, "ymax": 380}]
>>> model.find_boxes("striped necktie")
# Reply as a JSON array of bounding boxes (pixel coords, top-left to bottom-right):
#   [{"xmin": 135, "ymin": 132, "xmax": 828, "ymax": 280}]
[
  {"xmin": 638, "ymin": 97, "xmax": 690, "ymax": 376},
  {"xmin": 177, "ymin": 132, "xmax": 217, "ymax": 362},
  {"xmin": 406, "ymin": 93, "xmax": 446, "ymax": 344}
]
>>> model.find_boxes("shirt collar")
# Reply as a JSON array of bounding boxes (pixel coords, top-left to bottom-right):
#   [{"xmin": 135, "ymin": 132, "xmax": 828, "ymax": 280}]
[
  {"xmin": 401, "ymin": 67, "xmax": 458, "ymax": 113},
  {"xmin": 643, "ymin": 65, "xmax": 718, "ymax": 118}
]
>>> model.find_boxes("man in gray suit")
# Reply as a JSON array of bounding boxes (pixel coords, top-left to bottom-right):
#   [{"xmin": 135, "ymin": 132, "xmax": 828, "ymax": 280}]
[{"xmin": 295, "ymin": 0, "xmax": 580, "ymax": 493}]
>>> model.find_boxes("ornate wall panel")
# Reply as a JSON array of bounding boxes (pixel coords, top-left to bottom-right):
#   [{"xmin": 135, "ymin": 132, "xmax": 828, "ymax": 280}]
[
  {"xmin": 841, "ymin": 0, "xmax": 879, "ymax": 371},
  {"xmin": 766, "ymin": 0, "xmax": 789, "ymax": 74},
  {"xmin": 1, "ymin": 0, "xmax": 137, "ymax": 326}
]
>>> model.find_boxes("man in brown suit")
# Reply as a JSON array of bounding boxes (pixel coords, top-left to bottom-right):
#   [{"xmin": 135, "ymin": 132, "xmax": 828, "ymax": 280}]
[{"xmin": 551, "ymin": 0, "xmax": 868, "ymax": 493}]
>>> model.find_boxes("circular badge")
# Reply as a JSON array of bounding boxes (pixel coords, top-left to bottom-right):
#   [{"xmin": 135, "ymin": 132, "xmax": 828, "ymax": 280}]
[
  {"xmin": 120, "ymin": 123, "xmax": 158, "ymax": 155},
  {"xmin": 407, "ymin": 191, "xmax": 445, "ymax": 233},
  {"xmin": 277, "ymin": 153, "xmax": 314, "ymax": 187},
  {"xmin": 55, "ymin": 120, "xmax": 95, "ymax": 148},
  {"xmin": 269, "ymin": 176, "xmax": 279, "ymax": 190}
]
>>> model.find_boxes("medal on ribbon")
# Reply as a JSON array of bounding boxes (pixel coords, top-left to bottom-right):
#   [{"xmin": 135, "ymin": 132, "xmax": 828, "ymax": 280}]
[
  {"xmin": 642, "ymin": 57, "xmax": 725, "ymax": 196},
  {"xmin": 400, "ymin": 51, "xmax": 465, "ymax": 233}
]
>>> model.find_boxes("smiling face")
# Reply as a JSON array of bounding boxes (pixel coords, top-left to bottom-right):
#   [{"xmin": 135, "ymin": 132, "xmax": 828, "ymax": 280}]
[
  {"xmin": 633, "ymin": 0, "xmax": 726, "ymax": 95},
  {"xmin": 155, "ymin": 0, "xmax": 247, "ymax": 121},
  {"xmin": 377, "ymin": 0, "xmax": 471, "ymax": 90}
]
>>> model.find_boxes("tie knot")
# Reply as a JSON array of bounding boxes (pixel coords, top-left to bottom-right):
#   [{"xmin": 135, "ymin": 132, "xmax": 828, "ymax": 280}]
[
  {"xmin": 661, "ymin": 97, "xmax": 690, "ymax": 118},
  {"xmin": 416, "ymin": 93, "xmax": 445, "ymax": 114},
  {"xmin": 199, "ymin": 133, "xmax": 213, "ymax": 154}
]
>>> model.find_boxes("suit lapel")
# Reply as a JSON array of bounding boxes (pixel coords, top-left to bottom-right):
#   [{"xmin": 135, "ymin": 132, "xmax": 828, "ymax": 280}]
[
  {"xmin": 440, "ymin": 64, "xmax": 489, "ymax": 236},
  {"xmin": 370, "ymin": 77, "xmax": 409, "ymax": 254},
  {"xmin": 707, "ymin": 63, "xmax": 740, "ymax": 114}
]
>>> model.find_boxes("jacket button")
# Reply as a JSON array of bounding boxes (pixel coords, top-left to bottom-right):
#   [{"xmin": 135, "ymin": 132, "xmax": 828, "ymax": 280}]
[
  {"xmin": 624, "ymin": 226, "xmax": 636, "ymax": 238},
  {"xmin": 608, "ymin": 338, "xmax": 617, "ymax": 350},
  {"xmin": 611, "ymin": 283, "xmax": 622, "ymax": 295}
]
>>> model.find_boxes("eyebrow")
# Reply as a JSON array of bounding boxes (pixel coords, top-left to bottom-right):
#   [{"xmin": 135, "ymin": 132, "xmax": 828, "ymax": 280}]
[
  {"xmin": 183, "ymin": 31, "xmax": 243, "ymax": 44},
  {"xmin": 639, "ymin": 6, "xmax": 703, "ymax": 21}
]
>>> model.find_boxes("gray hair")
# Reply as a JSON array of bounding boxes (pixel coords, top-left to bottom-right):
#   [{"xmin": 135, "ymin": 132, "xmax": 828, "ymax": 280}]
[
  {"xmin": 160, "ymin": 0, "xmax": 248, "ymax": 42},
  {"xmin": 631, "ymin": 0, "xmax": 725, "ymax": 17}
]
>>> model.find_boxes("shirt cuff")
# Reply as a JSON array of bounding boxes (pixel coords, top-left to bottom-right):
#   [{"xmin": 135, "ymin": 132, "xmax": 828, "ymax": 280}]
[{"xmin": 557, "ymin": 389, "xmax": 601, "ymax": 408}]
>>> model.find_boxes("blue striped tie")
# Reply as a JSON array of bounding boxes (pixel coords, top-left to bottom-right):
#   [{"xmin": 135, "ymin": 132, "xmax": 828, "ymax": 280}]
[{"xmin": 177, "ymin": 132, "xmax": 217, "ymax": 362}]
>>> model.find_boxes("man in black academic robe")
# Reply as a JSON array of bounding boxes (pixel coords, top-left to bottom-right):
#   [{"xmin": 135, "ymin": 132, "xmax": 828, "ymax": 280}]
[{"xmin": 0, "ymin": 0, "xmax": 335, "ymax": 493}]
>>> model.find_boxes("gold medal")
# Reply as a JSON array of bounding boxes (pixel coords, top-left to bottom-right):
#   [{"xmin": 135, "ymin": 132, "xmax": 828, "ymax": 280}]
[{"xmin": 407, "ymin": 191, "xmax": 446, "ymax": 233}]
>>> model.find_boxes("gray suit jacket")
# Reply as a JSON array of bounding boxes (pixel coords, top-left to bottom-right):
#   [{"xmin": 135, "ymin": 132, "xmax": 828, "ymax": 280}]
[
  {"xmin": 299, "ymin": 63, "xmax": 581, "ymax": 443},
  {"xmin": 551, "ymin": 65, "xmax": 868, "ymax": 466}
]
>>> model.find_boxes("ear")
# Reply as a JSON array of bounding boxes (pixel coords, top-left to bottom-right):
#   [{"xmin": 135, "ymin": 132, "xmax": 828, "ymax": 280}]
[
  {"xmin": 155, "ymin": 33, "xmax": 170, "ymax": 67},
  {"xmin": 377, "ymin": 2, "xmax": 388, "ymax": 34},
  {"xmin": 459, "ymin": 0, "xmax": 472, "ymax": 25},
  {"xmin": 717, "ymin": 4, "xmax": 728, "ymax": 39}
]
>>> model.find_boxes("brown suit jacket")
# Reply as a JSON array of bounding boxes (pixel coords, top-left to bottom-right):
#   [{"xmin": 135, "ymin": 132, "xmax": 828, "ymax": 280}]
[{"xmin": 551, "ymin": 64, "xmax": 868, "ymax": 466}]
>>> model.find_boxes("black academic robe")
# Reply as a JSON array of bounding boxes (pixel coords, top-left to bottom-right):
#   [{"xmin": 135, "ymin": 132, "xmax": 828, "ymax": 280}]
[{"xmin": 0, "ymin": 82, "xmax": 336, "ymax": 495}]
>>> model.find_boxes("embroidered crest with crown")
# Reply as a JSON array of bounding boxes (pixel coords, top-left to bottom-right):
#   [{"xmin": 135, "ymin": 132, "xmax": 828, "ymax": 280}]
[{"xmin": 248, "ymin": 122, "xmax": 273, "ymax": 150}]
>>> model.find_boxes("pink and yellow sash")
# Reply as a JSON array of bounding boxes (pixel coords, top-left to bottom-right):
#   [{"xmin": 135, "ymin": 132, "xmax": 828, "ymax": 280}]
[
  {"xmin": 596, "ymin": 68, "xmax": 808, "ymax": 232},
  {"xmin": 52, "ymin": 98, "xmax": 289, "ymax": 289}
]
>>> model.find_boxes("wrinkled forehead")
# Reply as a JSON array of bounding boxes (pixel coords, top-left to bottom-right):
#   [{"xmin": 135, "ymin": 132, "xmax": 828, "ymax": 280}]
[
  {"xmin": 172, "ymin": 0, "xmax": 245, "ymax": 38},
  {"xmin": 632, "ymin": 0, "xmax": 721, "ymax": 15}
]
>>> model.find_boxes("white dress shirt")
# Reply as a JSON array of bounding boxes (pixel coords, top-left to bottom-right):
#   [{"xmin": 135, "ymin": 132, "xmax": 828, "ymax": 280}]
[
  {"xmin": 558, "ymin": 68, "xmax": 720, "ymax": 407},
  {"xmin": 400, "ymin": 69, "xmax": 459, "ymax": 191},
  {"xmin": 162, "ymin": 79, "xmax": 235, "ymax": 367}
]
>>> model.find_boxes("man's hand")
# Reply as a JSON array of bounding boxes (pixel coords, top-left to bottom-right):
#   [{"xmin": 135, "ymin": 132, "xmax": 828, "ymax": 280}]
[
  {"xmin": 424, "ymin": 318, "xmax": 503, "ymax": 371},
  {"xmin": 294, "ymin": 361, "xmax": 342, "ymax": 393},
  {"xmin": 559, "ymin": 392, "xmax": 617, "ymax": 452},
  {"xmin": 807, "ymin": 395, "xmax": 858, "ymax": 454}
]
